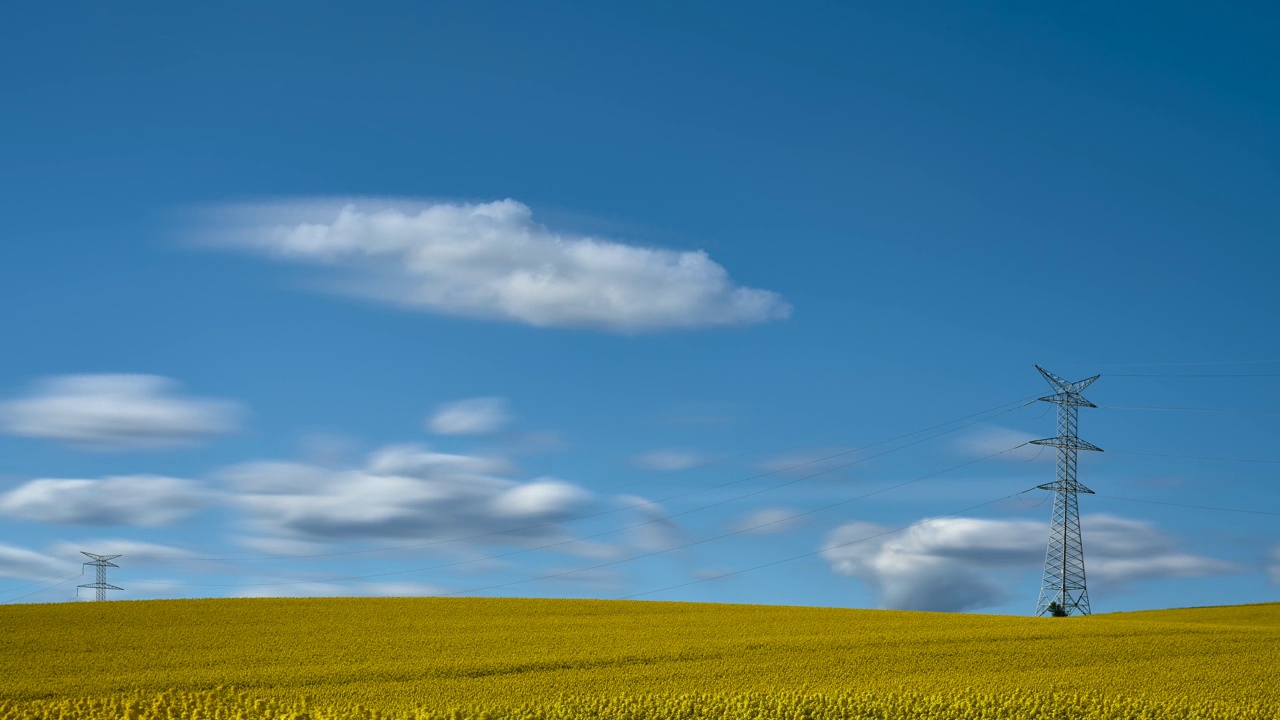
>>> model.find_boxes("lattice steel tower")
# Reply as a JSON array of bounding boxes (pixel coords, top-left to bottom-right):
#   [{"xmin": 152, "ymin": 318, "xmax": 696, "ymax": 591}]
[
  {"xmin": 1029, "ymin": 366, "xmax": 1102, "ymax": 617},
  {"xmin": 78, "ymin": 552, "xmax": 122, "ymax": 601}
]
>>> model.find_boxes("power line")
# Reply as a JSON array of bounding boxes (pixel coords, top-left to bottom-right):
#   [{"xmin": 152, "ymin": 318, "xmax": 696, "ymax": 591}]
[
  {"xmin": 418, "ymin": 443, "xmax": 1034, "ymax": 600},
  {"xmin": 1099, "ymin": 405, "xmax": 1280, "ymax": 414},
  {"xmin": 1108, "ymin": 450, "xmax": 1280, "ymax": 465},
  {"xmin": 127, "ymin": 440, "xmax": 1034, "ymax": 590},
  {"xmin": 13, "ymin": 383, "xmax": 1275, "ymax": 601},
  {"xmin": 0, "ymin": 570, "xmax": 81, "ymax": 597},
  {"xmin": 1108, "ymin": 373, "xmax": 1280, "ymax": 378},
  {"xmin": 618, "ymin": 491, "xmax": 1028, "ymax": 601},
  {"xmin": 1050, "ymin": 360, "xmax": 1280, "ymax": 368},
  {"xmin": 1098, "ymin": 495, "xmax": 1280, "ymax": 517},
  {"xmin": 122, "ymin": 395, "xmax": 1042, "ymax": 564},
  {"xmin": 621, "ymin": 492, "xmax": 1280, "ymax": 604},
  {"xmin": 3, "ymin": 570, "xmax": 84, "ymax": 605}
]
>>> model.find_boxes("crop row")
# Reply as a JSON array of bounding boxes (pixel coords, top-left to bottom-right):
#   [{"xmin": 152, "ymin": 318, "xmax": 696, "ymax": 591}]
[{"xmin": 4, "ymin": 687, "xmax": 1278, "ymax": 720}]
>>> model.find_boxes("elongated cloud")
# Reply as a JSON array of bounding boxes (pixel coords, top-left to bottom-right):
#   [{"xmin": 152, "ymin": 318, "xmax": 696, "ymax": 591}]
[
  {"xmin": 633, "ymin": 450, "xmax": 708, "ymax": 471},
  {"xmin": 0, "ymin": 375, "xmax": 242, "ymax": 450},
  {"xmin": 730, "ymin": 507, "xmax": 805, "ymax": 534},
  {"xmin": 0, "ymin": 544, "xmax": 67, "ymax": 581},
  {"xmin": 954, "ymin": 425, "xmax": 1046, "ymax": 462},
  {"xmin": 428, "ymin": 397, "xmax": 511, "ymax": 435},
  {"xmin": 821, "ymin": 515, "xmax": 1241, "ymax": 612},
  {"xmin": 223, "ymin": 443, "xmax": 593, "ymax": 546},
  {"xmin": 232, "ymin": 581, "xmax": 450, "ymax": 599},
  {"xmin": 619, "ymin": 495, "xmax": 682, "ymax": 552},
  {"xmin": 201, "ymin": 199, "xmax": 791, "ymax": 332},
  {"xmin": 0, "ymin": 476, "xmax": 208, "ymax": 526}
]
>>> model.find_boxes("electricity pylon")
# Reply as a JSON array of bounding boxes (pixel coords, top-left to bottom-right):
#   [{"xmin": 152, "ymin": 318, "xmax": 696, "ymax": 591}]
[
  {"xmin": 78, "ymin": 552, "xmax": 122, "ymax": 601},
  {"xmin": 1029, "ymin": 366, "xmax": 1101, "ymax": 617}
]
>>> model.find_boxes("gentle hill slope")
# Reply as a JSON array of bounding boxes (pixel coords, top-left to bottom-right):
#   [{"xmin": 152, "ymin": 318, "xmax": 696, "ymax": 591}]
[{"xmin": 3, "ymin": 598, "xmax": 1278, "ymax": 719}]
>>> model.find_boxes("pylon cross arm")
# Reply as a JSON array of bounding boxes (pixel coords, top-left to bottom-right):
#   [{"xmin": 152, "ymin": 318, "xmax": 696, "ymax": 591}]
[
  {"xmin": 1036, "ymin": 366, "xmax": 1099, "ymax": 395},
  {"xmin": 1038, "ymin": 392, "xmax": 1098, "ymax": 408},
  {"xmin": 1030, "ymin": 437, "xmax": 1103, "ymax": 452},
  {"xmin": 1036, "ymin": 481, "xmax": 1094, "ymax": 494}
]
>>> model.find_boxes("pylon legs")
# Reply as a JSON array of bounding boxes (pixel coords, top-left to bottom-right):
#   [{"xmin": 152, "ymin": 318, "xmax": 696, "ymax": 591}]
[{"xmin": 1036, "ymin": 484, "xmax": 1090, "ymax": 616}]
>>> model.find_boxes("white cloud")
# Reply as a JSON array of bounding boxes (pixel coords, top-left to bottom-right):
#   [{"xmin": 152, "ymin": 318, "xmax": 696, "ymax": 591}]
[
  {"xmin": 1080, "ymin": 515, "xmax": 1242, "ymax": 585},
  {"xmin": 233, "ymin": 536, "xmax": 327, "ymax": 557},
  {"xmin": 1269, "ymin": 546, "xmax": 1280, "ymax": 586},
  {"xmin": 729, "ymin": 506, "xmax": 805, "ymax": 534},
  {"xmin": 491, "ymin": 481, "xmax": 591, "ymax": 519},
  {"xmin": 201, "ymin": 199, "xmax": 791, "ymax": 332},
  {"xmin": 428, "ymin": 397, "xmax": 511, "ymax": 435},
  {"xmin": 222, "ymin": 443, "xmax": 594, "ymax": 549},
  {"xmin": 0, "ymin": 544, "xmax": 68, "ymax": 581},
  {"xmin": 0, "ymin": 475, "xmax": 208, "ymax": 526},
  {"xmin": 633, "ymin": 450, "xmax": 708, "ymax": 471},
  {"xmin": 0, "ymin": 375, "xmax": 242, "ymax": 450},
  {"xmin": 49, "ymin": 540, "xmax": 196, "ymax": 565},
  {"xmin": 619, "ymin": 495, "xmax": 682, "ymax": 552},
  {"xmin": 759, "ymin": 447, "xmax": 858, "ymax": 476},
  {"xmin": 821, "ymin": 514, "xmax": 1241, "ymax": 612},
  {"xmin": 230, "ymin": 581, "xmax": 449, "ymax": 599},
  {"xmin": 954, "ymin": 425, "xmax": 1046, "ymax": 461}
]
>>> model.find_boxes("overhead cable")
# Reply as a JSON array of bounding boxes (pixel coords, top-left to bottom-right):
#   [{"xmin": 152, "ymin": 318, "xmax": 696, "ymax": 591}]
[
  {"xmin": 1097, "ymin": 495, "xmax": 1280, "ymax": 517},
  {"xmin": 127, "ymin": 441, "xmax": 1034, "ymax": 590},
  {"xmin": 618, "ymin": 490, "xmax": 1029, "ymax": 601},
  {"xmin": 1107, "ymin": 450, "xmax": 1280, "ymax": 465},
  {"xmin": 122, "ymin": 394, "xmax": 1042, "ymax": 564}
]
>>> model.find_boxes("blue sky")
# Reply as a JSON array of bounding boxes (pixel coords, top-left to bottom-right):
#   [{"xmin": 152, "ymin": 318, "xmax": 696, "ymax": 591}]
[{"xmin": 1, "ymin": 1, "xmax": 1277, "ymax": 614}]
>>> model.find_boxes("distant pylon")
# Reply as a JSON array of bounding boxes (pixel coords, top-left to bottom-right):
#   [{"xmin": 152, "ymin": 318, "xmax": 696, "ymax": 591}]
[
  {"xmin": 1029, "ymin": 366, "xmax": 1102, "ymax": 617},
  {"xmin": 78, "ymin": 552, "xmax": 122, "ymax": 601}
]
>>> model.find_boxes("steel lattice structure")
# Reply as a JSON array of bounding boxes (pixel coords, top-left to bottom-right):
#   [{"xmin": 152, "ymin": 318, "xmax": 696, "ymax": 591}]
[
  {"xmin": 78, "ymin": 551, "xmax": 122, "ymax": 601},
  {"xmin": 1029, "ymin": 366, "xmax": 1102, "ymax": 617}
]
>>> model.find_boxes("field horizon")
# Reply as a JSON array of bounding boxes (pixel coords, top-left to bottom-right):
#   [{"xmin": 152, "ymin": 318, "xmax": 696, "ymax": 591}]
[
  {"xmin": 9, "ymin": 592, "xmax": 1280, "ymax": 615},
  {"xmin": 4, "ymin": 596, "xmax": 1278, "ymax": 718}
]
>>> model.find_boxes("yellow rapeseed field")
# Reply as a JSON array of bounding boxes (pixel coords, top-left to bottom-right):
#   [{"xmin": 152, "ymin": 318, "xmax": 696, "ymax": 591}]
[{"xmin": 1, "ymin": 598, "xmax": 1277, "ymax": 719}]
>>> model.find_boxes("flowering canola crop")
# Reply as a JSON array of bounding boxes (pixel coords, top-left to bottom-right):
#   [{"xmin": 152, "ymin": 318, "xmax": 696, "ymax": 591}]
[{"xmin": 1, "ymin": 598, "xmax": 1276, "ymax": 719}]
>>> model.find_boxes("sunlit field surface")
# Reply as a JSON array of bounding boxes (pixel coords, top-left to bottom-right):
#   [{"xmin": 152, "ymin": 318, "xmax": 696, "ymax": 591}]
[{"xmin": 2, "ymin": 598, "xmax": 1277, "ymax": 719}]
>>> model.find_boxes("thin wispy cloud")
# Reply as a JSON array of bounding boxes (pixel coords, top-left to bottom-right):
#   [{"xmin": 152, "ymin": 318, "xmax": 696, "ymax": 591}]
[
  {"xmin": 0, "ymin": 375, "xmax": 242, "ymax": 450},
  {"xmin": 427, "ymin": 397, "xmax": 512, "ymax": 435},
  {"xmin": 729, "ymin": 506, "xmax": 805, "ymax": 534},
  {"xmin": 50, "ymin": 540, "xmax": 197, "ymax": 565},
  {"xmin": 199, "ymin": 199, "xmax": 791, "ymax": 332},
  {"xmin": 619, "ymin": 495, "xmax": 683, "ymax": 552},
  {"xmin": 231, "ymin": 581, "xmax": 450, "ymax": 599},
  {"xmin": 759, "ymin": 448, "xmax": 858, "ymax": 476},
  {"xmin": 0, "ymin": 543, "xmax": 68, "ymax": 582},
  {"xmin": 633, "ymin": 450, "xmax": 709, "ymax": 471},
  {"xmin": 953, "ymin": 425, "xmax": 1046, "ymax": 462}
]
